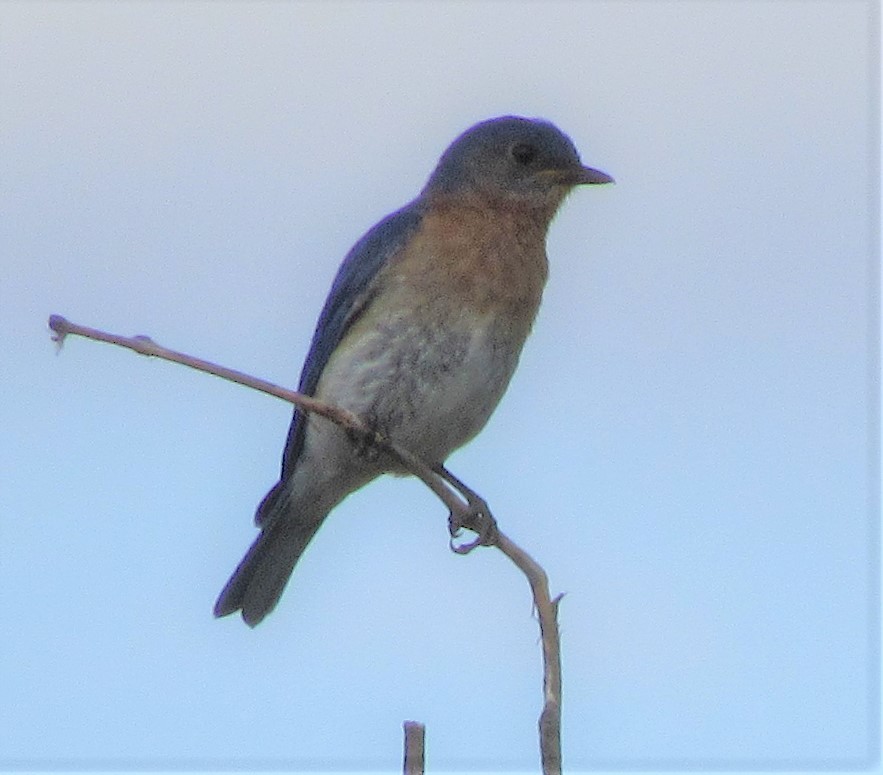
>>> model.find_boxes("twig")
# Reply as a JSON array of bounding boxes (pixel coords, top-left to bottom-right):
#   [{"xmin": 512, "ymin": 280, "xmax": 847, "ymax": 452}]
[
  {"xmin": 47, "ymin": 313, "xmax": 564, "ymax": 774},
  {"xmin": 402, "ymin": 721, "xmax": 425, "ymax": 775},
  {"xmin": 47, "ymin": 315, "xmax": 466, "ymax": 517},
  {"xmin": 494, "ymin": 534, "xmax": 563, "ymax": 775}
]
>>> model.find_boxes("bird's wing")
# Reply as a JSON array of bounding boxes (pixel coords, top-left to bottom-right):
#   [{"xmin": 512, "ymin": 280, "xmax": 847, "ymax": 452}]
[{"xmin": 280, "ymin": 201, "xmax": 424, "ymax": 480}]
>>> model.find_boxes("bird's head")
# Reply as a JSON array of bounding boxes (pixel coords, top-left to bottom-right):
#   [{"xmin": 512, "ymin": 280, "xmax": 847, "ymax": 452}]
[{"xmin": 423, "ymin": 116, "xmax": 613, "ymax": 212}]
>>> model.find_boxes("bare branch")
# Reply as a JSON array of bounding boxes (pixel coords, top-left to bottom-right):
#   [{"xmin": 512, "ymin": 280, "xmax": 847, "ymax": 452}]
[
  {"xmin": 402, "ymin": 721, "xmax": 425, "ymax": 775},
  {"xmin": 494, "ymin": 533, "xmax": 563, "ymax": 775},
  {"xmin": 47, "ymin": 313, "xmax": 564, "ymax": 774},
  {"xmin": 47, "ymin": 315, "xmax": 467, "ymax": 518}
]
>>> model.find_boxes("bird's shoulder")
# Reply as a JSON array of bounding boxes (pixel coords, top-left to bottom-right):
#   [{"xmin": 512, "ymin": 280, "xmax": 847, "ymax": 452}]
[{"xmin": 298, "ymin": 200, "xmax": 425, "ymax": 393}]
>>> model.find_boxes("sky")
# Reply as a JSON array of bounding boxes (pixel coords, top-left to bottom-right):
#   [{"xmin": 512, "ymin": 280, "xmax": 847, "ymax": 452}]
[{"xmin": 0, "ymin": 1, "xmax": 878, "ymax": 772}]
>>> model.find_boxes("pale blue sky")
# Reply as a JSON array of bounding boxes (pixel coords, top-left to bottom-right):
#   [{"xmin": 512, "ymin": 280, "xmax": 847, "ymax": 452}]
[{"xmin": 0, "ymin": 1, "xmax": 877, "ymax": 772}]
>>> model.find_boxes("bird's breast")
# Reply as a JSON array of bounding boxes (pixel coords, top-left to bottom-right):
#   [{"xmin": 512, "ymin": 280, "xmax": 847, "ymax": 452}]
[{"xmin": 397, "ymin": 201, "xmax": 550, "ymax": 329}]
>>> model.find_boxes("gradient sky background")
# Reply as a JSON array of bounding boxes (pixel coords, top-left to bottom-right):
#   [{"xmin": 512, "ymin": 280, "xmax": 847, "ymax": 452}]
[{"xmin": 0, "ymin": 1, "xmax": 878, "ymax": 772}]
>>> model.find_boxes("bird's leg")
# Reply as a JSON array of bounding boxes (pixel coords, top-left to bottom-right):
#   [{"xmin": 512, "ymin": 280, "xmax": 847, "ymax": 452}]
[
  {"xmin": 433, "ymin": 464, "xmax": 498, "ymax": 553},
  {"xmin": 343, "ymin": 423, "xmax": 489, "ymax": 550},
  {"xmin": 345, "ymin": 409, "xmax": 387, "ymax": 463}
]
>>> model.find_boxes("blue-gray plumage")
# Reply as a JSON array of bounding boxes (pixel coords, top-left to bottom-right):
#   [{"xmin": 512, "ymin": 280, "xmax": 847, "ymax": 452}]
[{"xmin": 214, "ymin": 116, "xmax": 613, "ymax": 626}]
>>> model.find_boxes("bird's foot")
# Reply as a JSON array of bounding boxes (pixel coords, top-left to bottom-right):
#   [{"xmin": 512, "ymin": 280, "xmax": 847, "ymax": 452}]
[
  {"xmin": 448, "ymin": 498, "xmax": 499, "ymax": 554},
  {"xmin": 432, "ymin": 464, "xmax": 497, "ymax": 553}
]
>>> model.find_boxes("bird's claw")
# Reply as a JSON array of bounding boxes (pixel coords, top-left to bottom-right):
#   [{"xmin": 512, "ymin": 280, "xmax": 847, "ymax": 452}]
[{"xmin": 449, "ymin": 534, "xmax": 483, "ymax": 555}]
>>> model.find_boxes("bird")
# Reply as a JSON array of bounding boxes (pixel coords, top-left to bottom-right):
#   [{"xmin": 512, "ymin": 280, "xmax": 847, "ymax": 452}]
[{"xmin": 214, "ymin": 115, "xmax": 613, "ymax": 626}]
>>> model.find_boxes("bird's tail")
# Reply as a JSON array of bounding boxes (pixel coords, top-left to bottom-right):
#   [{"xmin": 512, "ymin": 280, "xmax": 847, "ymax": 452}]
[{"xmin": 214, "ymin": 500, "xmax": 324, "ymax": 627}]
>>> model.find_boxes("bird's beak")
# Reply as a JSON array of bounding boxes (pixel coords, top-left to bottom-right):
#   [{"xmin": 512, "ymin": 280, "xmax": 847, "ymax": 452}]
[
  {"xmin": 547, "ymin": 165, "xmax": 614, "ymax": 186},
  {"xmin": 574, "ymin": 165, "xmax": 615, "ymax": 185}
]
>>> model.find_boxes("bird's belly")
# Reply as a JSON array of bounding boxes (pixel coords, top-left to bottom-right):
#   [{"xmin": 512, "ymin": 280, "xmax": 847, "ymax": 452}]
[{"xmin": 315, "ymin": 313, "xmax": 522, "ymax": 465}]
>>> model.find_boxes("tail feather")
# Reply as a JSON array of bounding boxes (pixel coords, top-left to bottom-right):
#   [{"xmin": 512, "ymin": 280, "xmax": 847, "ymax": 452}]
[
  {"xmin": 254, "ymin": 479, "xmax": 286, "ymax": 527},
  {"xmin": 214, "ymin": 515, "xmax": 323, "ymax": 627}
]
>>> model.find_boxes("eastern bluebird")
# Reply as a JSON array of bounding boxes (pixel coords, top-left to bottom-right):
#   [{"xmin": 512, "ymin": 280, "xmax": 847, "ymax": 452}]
[{"xmin": 214, "ymin": 115, "xmax": 613, "ymax": 626}]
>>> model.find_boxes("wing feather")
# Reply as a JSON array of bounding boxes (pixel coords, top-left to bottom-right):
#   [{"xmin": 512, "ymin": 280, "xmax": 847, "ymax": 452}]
[{"xmin": 279, "ymin": 202, "xmax": 424, "ymax": 478}]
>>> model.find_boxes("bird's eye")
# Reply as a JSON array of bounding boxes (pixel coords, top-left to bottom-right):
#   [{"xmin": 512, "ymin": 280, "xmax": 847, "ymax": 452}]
[{"xmin": 511, "ymin": 143, "xmax": 538, "ymax": 165}]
